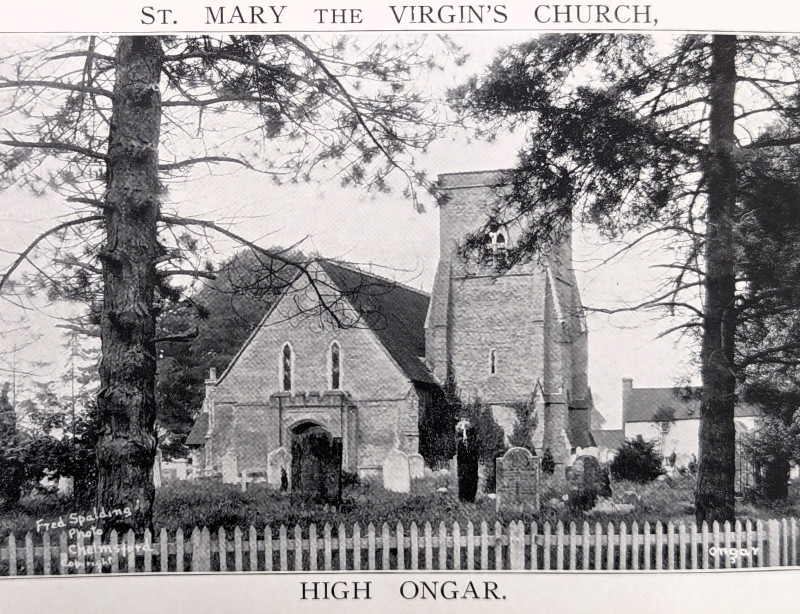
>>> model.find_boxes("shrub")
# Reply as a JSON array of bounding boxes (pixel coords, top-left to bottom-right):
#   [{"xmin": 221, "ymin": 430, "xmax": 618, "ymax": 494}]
[
  {"xmin": 610, "ymin": 436, "xmax": 664, "ymax": 483},
  {"xmin": 541, "ymin": 448, "xmax": 555, "ymax": 474}
]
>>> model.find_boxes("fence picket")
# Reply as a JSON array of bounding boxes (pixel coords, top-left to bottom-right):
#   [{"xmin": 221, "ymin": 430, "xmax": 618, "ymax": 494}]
[
  {"xmin": 383, "ymin": 523, "xmax": 393, "ymax": 571},
  {"xmin": 249, "ymin": 526, "xmax": 258, "ymax": 572},
  {"xmin": 480, "ymin": 521, "xmax": 488, "ymax": 571},
  {"xmin": 530, "ymin": 522, "xmax": 538, "ymax": 571},
  {"xmin": 264, "ymin": 525, "xmax": 273, "ymax": 572},
  {"xmin": 339, "ymin": 523, "xmax": 348, "ymax": 571},
  {"xmin": 494, "ymin": 522, "xmax": 503, "ymax": 571},
  {"xmin": 465, "ymin": 521, "xmax": 474, "ymax": 571},
  {"xmin": 712, "ymin": 521, "xmax": 720, "ymax": 569},
  {"xmin": 160, "ymin": 528, "xmax": 169, "ymax": 572},
  {"xmin": 167, "ymin": 528, "xmax": 175, "ymax": 573},
  {"xmin": 76, "ymin": 531, "xmax": 86, "ymax": 573},
  {"xmin": 690, "ymin": 522, "xmax": 698, "ymax": 569},
  {"xmin": 409, "ymin": 523, "xmax": 418, "ymax": 571},
  {"xmin": 396, "ymin": 522, "xmax": 405, "ymax": 571},
  {"xmin": 606, "ymin": 523, "xmax": 615, "ymax": 570},
  {"xmin": 144, "ymin": 529, "xmax": 153, "ymax": 573},
  {"xmin": 127, "ymin": 529, "xmax": 137, "ymax": 572},
  {"xmin": 217, "ymin": 528, "xmax": 227, "ymax": 572},
  {"xmin": 781, "ymin": 519, "xmax": 789, "ymax": 567},
  {"xmin": 631, "ymin": 522, "xmax": 639, "ymax": 570},
  {"xmin": 234, "ymin": 527, "xmax": 243, "ymax": 571},
  {"xmin": 568, "ymin": 522, "xmax": 577, "ymax": 570},
  {"xmin": 509, "ymin": 521, "xmax": 524, "ymax": 570},
  {"xmin": 757, "ymin": 520, "xmax": 766, "ymax": 567},
  {"xmin": 452, "ymin": 522, "xmax": 461, "ymax": 571},
  {"xmin": 667, "ymin": 521, "xmax": 675, "ymax": 570},
  {"xmin": 594, "ymin": 522, "xmax": 602, "ymax": 571},
  {"xmin": 724, "ymin": 521, "xmax": 732, "ymax": 569},
  {"xmin": 619, "ymin": 522, "xmax": 628, "ymax": 570},
  {"xmin": 543, "ymin": 522, "xmax": 551, "ymax": 571},
  {"xmin": 43, "ymin": 531, "xmax": 51, "ymax": 576},
  {"xmin": 791, "ymin": 518, "xmax": 797, "ymax": 566},
  {"xmin": 353, "ymin": 524, "xmax": 361, "ymax": 571},
  {"xmin": 368, "ymin": 523, "xmax": 377, "ymax": 570},
  {"xmin": 678, "ymin": 523, "xmax": 686, "ymax": 570},
  {"xmin": 280, "ymin": 525, "xmax": 289, "ymax": 572},
  {"xmin": 294, "ymin": 524, "xmax": 303, "ymax": 572},
  {"xmin": 59, "ymin": 531, "xmax": 68, "ymax": 575},
  {"xmin": 438, "ymin": 522, "xmax": 448, "ymax": 570},
  {"xmin": 7, "ymin": 533, "xmax": 16, "ymax": 576},
  {"xmin": 733, "ymin": 520, "xmax": 742, "ymax": 569},
  {"xmin": 555, "ymin": 521, "xmax": 564, "ymax": 570},
  {"xmin": 643, "ymin": 522, "xmax": 650, "ymax": 570},
  {"xmin": 655, "ymin": 522, "xmax": 663, "ymax": 570},
  {"xmin": 323, "ymin": 524, "xmax": 332, "ymax": 571},
  {"xmin": 701, "ymin": 521, "xmax": 709, "ymax": 569},
  {"xmin": 582, "ymin": 522, "xmax": 590, "ymax": 570},
  {"xmin": 25, "ymin": 532, "xmax": 34, "ymax": 576}
]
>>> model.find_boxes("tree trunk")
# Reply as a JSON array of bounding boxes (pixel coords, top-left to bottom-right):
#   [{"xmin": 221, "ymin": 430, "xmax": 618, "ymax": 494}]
[
  {"xmin": 96, "ymin": 36, "xmax": 163, "ymax": 532},
  {"xmin": 695, "ymin": 35, "xmax": 738, "ymax": 524}
]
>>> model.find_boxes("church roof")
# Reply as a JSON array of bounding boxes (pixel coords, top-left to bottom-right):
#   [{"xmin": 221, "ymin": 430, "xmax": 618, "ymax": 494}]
[
  {"xmin": 319, "ymin": 261, "xmax": 435, "ymax": 384},
  {"xmin": 185, "ymin": 412, "xmax": 208, "ymax": 446}
]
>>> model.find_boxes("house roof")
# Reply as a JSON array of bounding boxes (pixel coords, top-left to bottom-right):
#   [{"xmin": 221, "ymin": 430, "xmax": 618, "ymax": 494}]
[
  {"xmin": 319, "ymin": 260, "xmax": 435, "ymax": 384},
  {"xmin": 185, "ymin": 412, "xmax": 208, "ymax": 446},
  {"xmin": 593, "ymin": 429, "xmax": 624, "ymax": 450},
  {"xmin": 624, "ymin": 386, "xmax": 761, "ymax": 423}
]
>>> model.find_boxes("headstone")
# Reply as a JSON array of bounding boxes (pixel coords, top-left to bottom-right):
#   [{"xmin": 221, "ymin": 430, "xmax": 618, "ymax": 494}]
[
  {"xmin": 291, "ymin": 430, "xmax": 342, "ymax": 504},
  {"xmin": 152, "ymin": 449, "xmax": 163, "ymax": 488},
  {"xmin": 57, "ymin": 476, "xmax": 74, "ymax": 499},
  {"xmin": 495, "ymin": 447, "xmax": 541, "ymax": 513},
  {"xmin": 221, "ymin": 452, "xmax": 237, "ymax": 484},
  {"xmin": 407, "ymin": 453, "xmax": 425, "ymax": 480},
  {"xmin": 174, "ymin": 458, "xmax": 188, "ymax": 481},
  {"xmin": 267, "ymin": 447, "xmax": 291, "ymax": 488},
  {"xmin": 382, "ymin": 449, "xmax": 411, "ymax": 493}
]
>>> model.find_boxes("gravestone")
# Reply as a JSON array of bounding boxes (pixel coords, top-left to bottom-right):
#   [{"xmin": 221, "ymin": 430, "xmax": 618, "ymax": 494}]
[
  {"xmin": 567, "ymin": 455, "xmax": 612, "ymax": 511},
  {"xmin": 408, "ymin": 453, "xmax": 425, "ymax": 480},
  {"xmin": 382, "ymin": 449, "xmax": 411, "ymax": 493},
  {"xmin": 268, "ymin": 447, "xmax": 291, "ymax": 488},
  {"xmin": 174, "ymin": 458, "xmax": 188, "ymax": 481},
  {"xmin": 495, "ymin": 447, "xmax": 541, "ymax": 513},
  {"xmin": 221, "ymin": 451, "xmax": 238, "ymax": 484},
  {"xmin": 291, "ymin": 430, "xmax": 342, "ymax": 504}
]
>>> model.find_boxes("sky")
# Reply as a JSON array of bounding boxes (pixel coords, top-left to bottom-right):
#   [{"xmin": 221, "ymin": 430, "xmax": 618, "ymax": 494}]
[{"xmin": 0, "ymin": 32, "xmax": 700, "ymax": 429}]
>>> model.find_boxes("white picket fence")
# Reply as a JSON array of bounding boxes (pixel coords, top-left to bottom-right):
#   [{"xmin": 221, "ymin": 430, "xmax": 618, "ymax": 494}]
[{"xmin": 1, "ymin": 518, "xmax": 797, "ymax": 574}]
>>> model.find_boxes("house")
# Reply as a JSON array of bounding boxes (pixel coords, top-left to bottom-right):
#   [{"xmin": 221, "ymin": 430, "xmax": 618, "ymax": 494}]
[
  {"xmin": 186, "ymin": 170, "xmax": 595, "ymax": 484},
  {"xmin": 621, "ymin": 377, "xmax": 761, "ymax": 463}
]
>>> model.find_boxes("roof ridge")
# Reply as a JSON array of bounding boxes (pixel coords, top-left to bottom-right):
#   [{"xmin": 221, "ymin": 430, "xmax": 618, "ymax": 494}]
[{"xmin": 321, "ymin": 258, "xmax": 430, "ymax": 298}]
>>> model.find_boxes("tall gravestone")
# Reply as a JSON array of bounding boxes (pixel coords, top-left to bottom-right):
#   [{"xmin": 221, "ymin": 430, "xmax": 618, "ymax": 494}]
[
  {"xmin": 456, "ymin": 419, "xmax": 479, "ymax": 503},
  {"xmin": 268, "ymin": 446, "xmax": 291, "ymax": 489},
  {"xmin": 407, "ymin": 453, "xmax": 425, "ymax": 480},
  {"xmin": 496, "ymin": 447, "xmax": 541, "ymax": 513},
  {"xmin": 291, "ymin": 430, "xmax": 342, "ymax": 504},
  {"xmin": 383, "ymin": 449, "xmax": 411, "ymax": 493}
]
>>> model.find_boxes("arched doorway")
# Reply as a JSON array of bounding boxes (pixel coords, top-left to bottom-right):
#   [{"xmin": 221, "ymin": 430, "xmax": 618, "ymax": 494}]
[{"xmin": 289, "ymin": 421, "xmax": 342, "ymax": 504}]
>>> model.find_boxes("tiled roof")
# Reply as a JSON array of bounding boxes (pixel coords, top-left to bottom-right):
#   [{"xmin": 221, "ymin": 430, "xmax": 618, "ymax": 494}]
[
  {"xmin": 624, "ymin": 386, "xmax": 761, "ymax": 423},
  {"xmin": 319, "ymin": 261, "xmax": 435, "ymax": 384},
  {"xmin": 185, "ymin": 412, "xmax": 208, "ymax": 446},
  {"xmin": 593, "ymin": 429, "xmax": 624, "ymax": 450}
]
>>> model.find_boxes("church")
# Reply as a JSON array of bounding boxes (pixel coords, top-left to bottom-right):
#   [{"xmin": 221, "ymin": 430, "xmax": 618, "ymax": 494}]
[{"xmin": 186, "ymin": 170, "xmax": 595, "ymax": 482}]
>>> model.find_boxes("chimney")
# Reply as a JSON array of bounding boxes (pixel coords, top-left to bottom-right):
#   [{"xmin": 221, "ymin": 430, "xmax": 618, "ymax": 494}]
[{"xmin": 622, "ymin": 378, "xmax": 633, "ymax": 426}]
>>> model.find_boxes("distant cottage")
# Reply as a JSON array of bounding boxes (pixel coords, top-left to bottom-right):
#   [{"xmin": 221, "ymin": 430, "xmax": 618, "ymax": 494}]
[{"xmin": 186, "ymin": 170, "xmax": 595, "ymax": 482}]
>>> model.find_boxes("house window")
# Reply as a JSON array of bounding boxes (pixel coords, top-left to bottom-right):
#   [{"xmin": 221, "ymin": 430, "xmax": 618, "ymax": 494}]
[
  {"xmin": 330, "ymin": 341, "xmax": 341, "ymax": 390},
  {"xmin": 281, "ymin": 343, "xmax": 293, "ymax": 391},
  {"xmin": 489, "ymin": 348, "xmax": 497, "ymax": 374}
]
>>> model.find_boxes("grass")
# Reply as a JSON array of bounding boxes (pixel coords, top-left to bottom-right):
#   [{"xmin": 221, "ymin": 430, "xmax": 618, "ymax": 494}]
[{"xmin": 2, "ymin": 472, "xmax": 800, "ymax": 538}]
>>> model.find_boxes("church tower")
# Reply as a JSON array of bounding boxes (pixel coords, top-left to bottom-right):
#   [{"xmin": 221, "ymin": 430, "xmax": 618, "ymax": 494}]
[{"xmin": 424, "ymin": 170, "xmax": 594, "ymax": 468}]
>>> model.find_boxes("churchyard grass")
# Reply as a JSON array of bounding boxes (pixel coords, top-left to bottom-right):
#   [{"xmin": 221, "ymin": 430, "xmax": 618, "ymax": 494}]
[{"xmin": 1, "ymin": 471, "xmax": 799, "ymax": 539}]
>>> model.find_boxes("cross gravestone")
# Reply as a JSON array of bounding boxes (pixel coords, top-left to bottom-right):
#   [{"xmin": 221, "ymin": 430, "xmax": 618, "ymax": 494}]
[
  {"xmin": 267, "ymin": 446, "xmax": 291, "ymax": 489},
  {"xmin": 291, "ymin": 430, "xmax": 342, "ymax": 504},
  {"xmin": 152, "ymin": 449, "xmax": 163, "ymax": 488},
  {"xmin": 495, "ymin": 447, "xmax": 541, "ymax": 513},
  {"xmin": 407, "ymin": 453, "xmax": 425, "ymax": 480},
  {"xmin": 383, "ymin": 449, "xmax": 411, "ymax": 493},
  {"xmin": 221, "ymin": 451, "xmax": 238, "ymax": 484}
]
